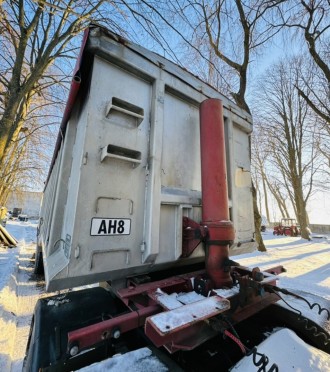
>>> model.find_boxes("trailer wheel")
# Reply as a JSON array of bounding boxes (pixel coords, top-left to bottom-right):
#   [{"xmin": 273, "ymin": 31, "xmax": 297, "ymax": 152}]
[{"xmin": 34, "ymin": 245, "xmax": 44, "ymax": 275}]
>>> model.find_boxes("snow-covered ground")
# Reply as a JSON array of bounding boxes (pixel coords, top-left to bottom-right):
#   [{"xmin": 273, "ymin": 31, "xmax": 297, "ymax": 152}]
[
  {"xmin": 0, "ymin": 222, "xmax": 329, "ymax": 371},
  {"xmin": 0, "ymin": 220, "xmax": 48, "ymax": 372}
]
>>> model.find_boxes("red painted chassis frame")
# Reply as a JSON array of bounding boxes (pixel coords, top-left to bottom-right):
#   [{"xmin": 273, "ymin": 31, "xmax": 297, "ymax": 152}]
[{"xmin": 67, "ymin": 265, "xmax": 284, "ymax": 355}]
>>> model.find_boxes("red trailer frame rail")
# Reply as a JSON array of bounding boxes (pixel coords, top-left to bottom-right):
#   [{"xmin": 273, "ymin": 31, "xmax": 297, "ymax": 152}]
[{"xmin": 67, "ymin": 264, "xmax": 284, "ymax": 357}]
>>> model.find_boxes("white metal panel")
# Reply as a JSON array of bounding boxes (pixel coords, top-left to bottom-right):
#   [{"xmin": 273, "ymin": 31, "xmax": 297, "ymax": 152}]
[
  {"xmin": 232, "ymin": 125, "xmax": 254, "ymax": 242},
  {"xmin": 161, "ymin": 91, "xmax": 201, "ymax": 190},
  {"xmin": 60, "ymin": 57, "xmax": 152, "ymax": 283},
  {"xmin": 47, "ymin": 112, "xmax": 79, "ymax": 258}
]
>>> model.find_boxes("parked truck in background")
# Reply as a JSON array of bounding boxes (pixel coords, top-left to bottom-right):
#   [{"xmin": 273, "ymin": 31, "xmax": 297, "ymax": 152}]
[{"xmin": 24, "ymin": 26, "xmax": 329, "ymax": 371}]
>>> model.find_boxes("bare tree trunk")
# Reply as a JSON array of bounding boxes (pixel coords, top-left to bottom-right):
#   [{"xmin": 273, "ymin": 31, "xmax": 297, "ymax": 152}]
[
  {"xmin": 254, "ymin": 178, "xmax": 262, "ymax": 214},
  {"xmin": 252, "ymin": 183, "xmax": 266, "ymax": 252},
  {"xmin": 293, "ymin": 179, "xmax": 310, "ymax": 239},
  {"xmin": 282, "ymin": 201, "xmax": 290, "ymax": 218},
  {"xmin": 260, "ymin": 171, "xmax": 270, "ymax": 223},
  {"xmin": 265, "ymin": 177, "xmax": 289, "ymax": 219},
  {"xmin": 0, "ymin": 99, "xmax": 22, "ymax": 164}
]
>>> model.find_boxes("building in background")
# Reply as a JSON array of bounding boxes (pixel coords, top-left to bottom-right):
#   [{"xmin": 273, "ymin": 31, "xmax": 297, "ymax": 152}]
[{"xmin": 6, "ymin": 191, "xmax": 42, "ymax": 218}]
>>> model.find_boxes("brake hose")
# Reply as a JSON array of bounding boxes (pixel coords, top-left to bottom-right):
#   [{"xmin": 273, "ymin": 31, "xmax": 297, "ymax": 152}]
[
  {"xmin": 220, "ymin": 316, "xmax": 279, "ymax": 372},
  {"xmin": 265, "ymin": 285, "xmax": 330, "ymax": 346}
]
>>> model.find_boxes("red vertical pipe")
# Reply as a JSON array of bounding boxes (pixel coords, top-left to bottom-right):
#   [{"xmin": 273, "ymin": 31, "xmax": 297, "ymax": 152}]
[
  {"xmin": 200, "ymin": 99, "xmax": 229, "ymax": 221},
  {"xmin": 200, "ymin": 99, "xmax": 234, "ymax": 288}
]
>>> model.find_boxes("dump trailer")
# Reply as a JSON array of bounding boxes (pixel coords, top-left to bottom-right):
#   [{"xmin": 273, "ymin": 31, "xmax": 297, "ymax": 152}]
[{"xmin": 25, "ymin": 26, "xmax": 330, "ymax": 371}]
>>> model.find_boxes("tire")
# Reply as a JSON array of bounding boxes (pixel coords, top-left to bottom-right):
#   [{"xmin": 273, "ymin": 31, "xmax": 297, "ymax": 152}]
[
  {"xmin": 283, "ymin": 228, "xmax": 292, "ymax": 237},
  {"xmin": 34, "ymin": 245, "xmax": 44, "ymax": 275}
]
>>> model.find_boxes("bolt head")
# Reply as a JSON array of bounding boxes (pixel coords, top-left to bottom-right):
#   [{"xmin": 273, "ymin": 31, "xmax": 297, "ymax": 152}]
[
  {"xmin": 70, "ymin": 345, "xmax": 79, "ymax": 356},
  {"xmin": 113, "ymin": 329, "xmax": 121, "ymax": 339}
]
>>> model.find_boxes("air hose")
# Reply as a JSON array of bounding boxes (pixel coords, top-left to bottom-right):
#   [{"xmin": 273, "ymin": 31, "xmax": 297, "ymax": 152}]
[{"xmin": 265, "ymin": 285, "xmax": 330, "ymax": 347}]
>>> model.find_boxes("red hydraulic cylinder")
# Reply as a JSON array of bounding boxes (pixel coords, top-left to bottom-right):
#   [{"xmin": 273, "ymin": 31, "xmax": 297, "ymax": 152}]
[{"xmin": 200, "ymin": 99, "xmax": 234, "ymax": 288}]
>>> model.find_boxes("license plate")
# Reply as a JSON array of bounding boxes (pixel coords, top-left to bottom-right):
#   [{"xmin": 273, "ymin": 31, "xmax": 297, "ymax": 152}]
[{"xmin": 90, "ymin": 218, "xmax": 131, "ymax": 236}]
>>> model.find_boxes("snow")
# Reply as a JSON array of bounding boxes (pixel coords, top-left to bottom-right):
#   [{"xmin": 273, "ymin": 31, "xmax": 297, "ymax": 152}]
[
  {"xmin": 154, "ymin": 288, "xmax": 206, "ymax": 309},
  {"xmin": 46, "ymin": 296, "xmax": 70, "ymax": 306},
  {"xmin": 149, "ymin": 296, "xmax": 230, "ymax": 333},
  {"xmin": 213, "ymin": 286, "xmax": 240, "ymax": 298},
  {"xmin": 232, "ymin": 328, "xmax": 330, "ymax": 371},
  {"xmin": 77, "ymin": 347, "xmax": 168, "ymax": 372},
  {"xmin": 177, "ymin": 291, "xmax": 205, "ymax": 304},
  {"xmin": 0, "ymin": 224, "xmax": 329, "ymax": 371},
  {"xmin": 0, "ymin": 220, "xmax": 47, "ymax": 372}
]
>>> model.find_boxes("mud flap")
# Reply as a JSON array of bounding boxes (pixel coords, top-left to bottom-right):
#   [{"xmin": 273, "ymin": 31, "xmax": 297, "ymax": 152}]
[
  {"xmin": 34, "ymin": 245, "xmax": 44, "ymax": 275},
  {"xmin": 23, "ymin": 287, "xmax": 127, "ymax": 372}
]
